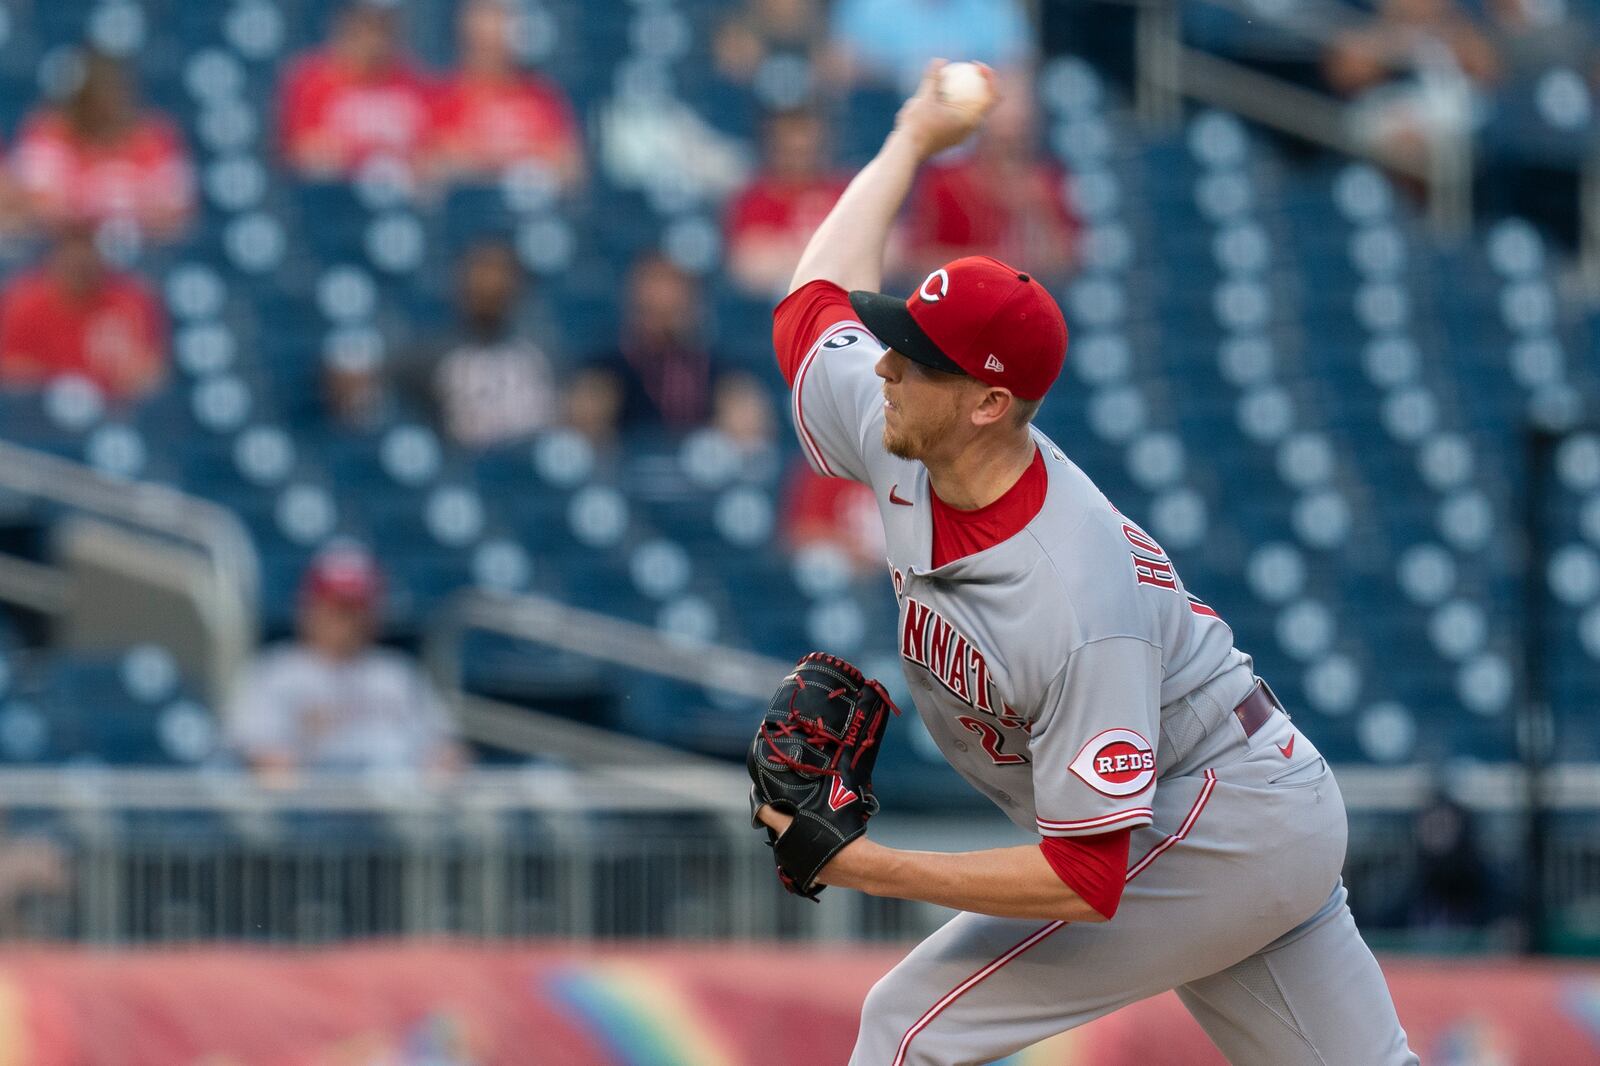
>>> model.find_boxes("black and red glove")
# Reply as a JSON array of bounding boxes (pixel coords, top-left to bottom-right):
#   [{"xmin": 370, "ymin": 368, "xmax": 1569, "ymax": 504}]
[{"xmin": 747, "ymin": 652, "xmax": 899, "ymax": 900}]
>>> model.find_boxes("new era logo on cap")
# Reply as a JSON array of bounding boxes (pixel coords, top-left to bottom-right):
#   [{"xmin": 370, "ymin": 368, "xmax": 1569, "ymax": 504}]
[{"xmin": 848, "ymin": 256, "xmax": 1070, "ymax": 401}]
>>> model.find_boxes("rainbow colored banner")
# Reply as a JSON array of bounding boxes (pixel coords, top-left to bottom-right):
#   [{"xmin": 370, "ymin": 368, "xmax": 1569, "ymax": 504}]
[{"xmin": 0, "ymin": 943, "xmax": 1593, "ymax": 1064}]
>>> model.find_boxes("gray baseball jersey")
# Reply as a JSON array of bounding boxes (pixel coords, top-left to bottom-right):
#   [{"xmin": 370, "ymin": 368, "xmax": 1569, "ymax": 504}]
[
  {"xmin": 793, "ymin": 312, "xmax": 1256, "ymax": 833},
  {"xmin": 780, "ymin": 284, "xmax": 1417, "ymax": 1065}
]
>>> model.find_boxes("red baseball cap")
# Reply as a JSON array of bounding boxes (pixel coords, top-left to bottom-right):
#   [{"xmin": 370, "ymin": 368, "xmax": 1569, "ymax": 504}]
[
  {"xmin": 849, "ymin": 256, "xmax": 1069, "ymax": 401},
  {"xmin": 301, "ymin": 543, "xmax": 383, "ymax": 610}
]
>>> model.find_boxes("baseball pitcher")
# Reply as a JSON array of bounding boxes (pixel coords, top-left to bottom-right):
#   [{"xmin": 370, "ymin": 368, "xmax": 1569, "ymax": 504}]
[{"xmin": 747, "ymin": 61, "xmax": 1418, "ymax": 1065}]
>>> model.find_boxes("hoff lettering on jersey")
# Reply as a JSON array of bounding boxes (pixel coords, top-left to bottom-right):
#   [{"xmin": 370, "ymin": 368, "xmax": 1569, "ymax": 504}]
[
  {"xmin": 1069, "ymin": 728, "xmax": 1157, "ymax": 797},
  {"xmin": 1119, "ymin": 512, "xmax": 1225, "ymax": 622}
]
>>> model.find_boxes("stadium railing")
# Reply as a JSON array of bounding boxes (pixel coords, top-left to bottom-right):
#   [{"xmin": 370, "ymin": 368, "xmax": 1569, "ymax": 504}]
[{"xmin": 0, "ymin": 440, "xmax": 258, "ymax": 704}]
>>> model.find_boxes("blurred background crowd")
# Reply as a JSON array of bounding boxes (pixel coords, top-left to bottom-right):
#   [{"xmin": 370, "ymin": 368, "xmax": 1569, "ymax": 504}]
[{"xmin": 0, "ymin": 0, "xmax": 1595, "ymax": 973}]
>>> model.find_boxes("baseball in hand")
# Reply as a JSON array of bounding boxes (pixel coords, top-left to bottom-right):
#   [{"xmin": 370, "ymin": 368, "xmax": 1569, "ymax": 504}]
[{"xmin": 937, "ymin": 62, "xmax": 995, "ymax": 114}]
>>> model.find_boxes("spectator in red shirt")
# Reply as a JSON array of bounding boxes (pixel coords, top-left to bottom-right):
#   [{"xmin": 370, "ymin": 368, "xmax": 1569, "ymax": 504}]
[
  {"xmin": 901, "ymin": 92, "xmax": 1080, "ymax": 284},
  {"xmin": 781, "ymin": 461, "xmax": 886, "ymax": 575},
  {"xmin": 724, "ymin": 109, "xmax": 849, "ymax": 296},
  {"xmin": 11, "ymin": 52, "xmax": 194, "ymax": 241},
  {"xmin": 278, "ymin": 2, "xmax": 431, "ymax": 178},
  {"xmin": 426, "ymin": 0, "xmax": 584, "ymax": 190},
  {"xmin": 0, "ymin": 226, "xmax": 167, "ymax": 402}
]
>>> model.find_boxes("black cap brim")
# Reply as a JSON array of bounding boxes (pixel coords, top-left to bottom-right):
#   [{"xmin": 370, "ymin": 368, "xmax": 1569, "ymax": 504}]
[{"xmin": 848, "ymin": 290, "xmax": 967, "ymax": 376}]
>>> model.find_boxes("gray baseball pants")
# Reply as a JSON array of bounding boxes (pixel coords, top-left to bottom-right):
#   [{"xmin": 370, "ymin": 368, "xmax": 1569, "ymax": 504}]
[{"xmin": 849, "ymin": 716, "xmax": 1418, "ymax": 1065}]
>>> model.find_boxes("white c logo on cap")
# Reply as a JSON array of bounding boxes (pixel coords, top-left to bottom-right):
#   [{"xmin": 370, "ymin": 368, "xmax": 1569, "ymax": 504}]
[{"xmin": 918, "ymin": 268, "xmax": 950, "ymax": 303}]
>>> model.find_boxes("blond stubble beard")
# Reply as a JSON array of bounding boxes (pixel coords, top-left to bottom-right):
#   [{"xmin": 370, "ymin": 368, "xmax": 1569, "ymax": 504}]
[
  {"xmin": 883, "ymin": 400, "xmax": 963, "ymax": 462},
  {"xmin": 883, "ymin": 423, "xmax": 918, "ymax": 460}
]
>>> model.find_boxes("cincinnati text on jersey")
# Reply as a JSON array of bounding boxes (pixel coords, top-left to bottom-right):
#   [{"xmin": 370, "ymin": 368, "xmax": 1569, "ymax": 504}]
[{"xmin": 895, "ymin": 588, "xmax": 1028, "ymax": 734}]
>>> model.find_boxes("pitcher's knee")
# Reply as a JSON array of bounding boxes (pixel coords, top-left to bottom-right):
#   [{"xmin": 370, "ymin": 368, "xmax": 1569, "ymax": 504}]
[
  {"xmin": 853, "ymin": 967, "xmax": 938, "ymax": 1064},
  {"xmin": 857, "ymin": 972, "xmax": 912, "ymax": 1040}
]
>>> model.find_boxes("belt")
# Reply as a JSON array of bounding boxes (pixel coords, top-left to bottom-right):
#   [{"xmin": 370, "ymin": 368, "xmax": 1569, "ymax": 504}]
[{"xmin": 1233, "ymin": 679, "xmax": 1283, "ymax": 738}]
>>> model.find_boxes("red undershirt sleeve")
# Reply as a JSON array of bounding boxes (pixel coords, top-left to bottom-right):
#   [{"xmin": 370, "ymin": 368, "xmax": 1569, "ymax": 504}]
[
  {"xmin": 771, "ymin": 279, "xmax": 859, "ymax": 386},
  {"xmin": 1039, "ymin": 828, "xmax": 1132, "ymax": 920}
]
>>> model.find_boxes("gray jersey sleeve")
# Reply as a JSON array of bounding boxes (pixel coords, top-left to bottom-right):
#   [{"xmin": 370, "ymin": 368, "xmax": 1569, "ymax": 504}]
[
  {"xmin": 1028, "ymin": 636, "xmax": 1163, "ymax": 838},
  {"xmin": 791, "ymin": 321, "xmax": 885, "ymax": 486}
]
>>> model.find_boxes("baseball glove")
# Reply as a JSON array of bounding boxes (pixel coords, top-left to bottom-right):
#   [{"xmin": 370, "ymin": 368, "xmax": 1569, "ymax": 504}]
[{"xmin": 748, "ymin": 652, "xmax": 899, "ymax": 900}]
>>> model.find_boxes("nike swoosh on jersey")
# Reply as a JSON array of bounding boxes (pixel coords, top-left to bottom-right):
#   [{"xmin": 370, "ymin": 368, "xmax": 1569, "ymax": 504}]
[
  {"xmin": 889, "ymin": 486, "xmax": 913, "ymax": 506},
  {"xmin": 1277, "ymin": 735, "xmax": 1295, "ymax": 759}
]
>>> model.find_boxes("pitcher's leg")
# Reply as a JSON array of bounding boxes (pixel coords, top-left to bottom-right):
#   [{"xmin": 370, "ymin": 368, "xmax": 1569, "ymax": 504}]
[
  {"xmin": 846, "ymin": 910, "xmax": 1154, "ymax": 1066},
  {"xmin": 1176, "ymin": 882, "xmax": 1418, "ymax": 1066},
  {"xmin": 848, "ymin": 770, "xmax": 1338, "ymax": 1066}
]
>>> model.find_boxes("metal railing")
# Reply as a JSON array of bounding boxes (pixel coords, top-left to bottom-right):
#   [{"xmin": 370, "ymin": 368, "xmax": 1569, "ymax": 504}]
[
  {"xmin": 1126, "ymin": 0, "xmax": 1476, "ymax": 234},
  {"xmin": 426, "ymin": 589, "xmax": 791, "ymax": 704},
  {"xmin": 0, "ymin": 767, "xmax": 935, "ymax": 944},
  {"xmin": 0, "ymin": 440, "xmax": 259, "ymax": 610},
  {"xmin": 0, "ymin": 441, "xmax": 260, "ymax": 701},
  {"xmin": 0, "ymin": 765, "xmax": 1593, "ymax": 948}
]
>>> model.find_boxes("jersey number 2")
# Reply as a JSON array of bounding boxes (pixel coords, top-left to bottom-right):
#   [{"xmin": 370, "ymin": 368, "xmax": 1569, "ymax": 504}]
[{"xmin": 957, "ymin": 715, "xmax": 1028, "ymax": 765}]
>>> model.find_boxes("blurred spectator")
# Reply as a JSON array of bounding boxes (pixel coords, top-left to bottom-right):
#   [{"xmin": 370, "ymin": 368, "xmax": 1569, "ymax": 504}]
[
  {"xmin": 1324, "ymin": 0, "xmax": 1500, "ymax": 172},
  {"xmin": 686, "ymin": 370, "xmax": 783, "ymax": 479},
  {"xmin": 1489, "ymin": 0, "xmax": 1598, "ymax": 69},
  {"xmin": 11, "ymin": 52, "xmax": 194, "ymax": 240},
  {"xmin": 1477, "ymin": 0, "xmax": 1600, "ymax": 247},
  {"xmin": 322, "ymin": 333, "xmax": 390, "ymax": 432},
  {"xmin": 563, "ymin": 369, "xmax": 623, "ymax": 450},
  {"xmin": 598, "ymin": 94, "xmax": 751, "ymax": 204},
  {"xmin": 0, "ymin": 822, "xmax": 68, "ymax": 937},
  {"xmin": 828, "ymin": 0, "xmax": 1033, "ymax": 92},
  {"xmin": 709, "ymin": 372, "xmax": 778, "ymax": 460},
  {"xmin": 900, "ymin": 93, "xmax": 1080, "ymax": 283},
  {"xmin": 781, "ymin": 462, "xmax": 887, "ymax": 574},
  {"xmin": 572, "ymin": 253, "xmax": 722, "ymax": 437},
  {"xmin": 390, "ymin": 240, "xmax": 559, "ymax": 447},
  {"xmin": 724, "ymin": 109, "xmax": 849, "ymax": 297},
  {"xmin": 426, "ymin": 0, "xmax": 584, "ymax": 190},
  {"xmin": 714, "ymin": 0, "xmax": 843, "ymax": 93},
  {"xmin": 0, "ymin": 226, "xmax": 166, "ymax": 402},
  {"xmin": 1407, "ymin": 790, "xmax": 1493, "ymax": 931},
  {"xmin": 225, "ymin": 545, "xmax": 464, "ymax": 778},
  {"xmin": 279, "ymin": 2, "xmax": 431, "ymax": 178}
]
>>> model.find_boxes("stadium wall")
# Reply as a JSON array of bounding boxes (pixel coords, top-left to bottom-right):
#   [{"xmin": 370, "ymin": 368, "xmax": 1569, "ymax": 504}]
[{"xmin": 0, "ymin": 942, "xmax": 1595, "ymax": 1064}]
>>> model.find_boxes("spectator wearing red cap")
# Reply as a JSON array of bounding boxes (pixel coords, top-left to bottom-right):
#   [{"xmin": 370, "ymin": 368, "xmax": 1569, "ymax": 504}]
[
  {"xmin": 224, "ymin": 544, "xmax": 464, "ymax": 778},
  {"xmin": 11, "ymin": 51, "xmax": 195, "ymax": 240},
  {"xmin": 425, "ymin": 0, "xmax": 584, "ymax": 191},
  {"xmin": 0, "ymin": 226, "xmax": 167, "ymax": 402},
  {"xmin": 278, "ymin": 3, "xmax": 432, "ymax": 178}
]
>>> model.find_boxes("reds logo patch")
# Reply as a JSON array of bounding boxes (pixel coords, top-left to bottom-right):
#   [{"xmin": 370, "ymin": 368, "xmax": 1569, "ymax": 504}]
[
  {"xmin": 822, "ymin": 332, "xmax": 860, "ymax": 349},
  {"xmin": 918, "ymin": 268, "xmax": 950, "ymax": 302},
  {"xmin": 1069, "ymin": 728, "xmax": 1156, "ymax": 797}
]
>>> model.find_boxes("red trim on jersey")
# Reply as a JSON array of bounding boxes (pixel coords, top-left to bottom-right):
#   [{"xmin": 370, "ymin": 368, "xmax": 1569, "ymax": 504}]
[
  {"xmin": 1125, "ymin": 769, "xmax": 1217, "ymax": 883},
  {"xmin": 772, "ymin": 279, "xmax": 858, "ymax": 386},
  {"xmin": 1039, "ymin": 828, "xmax": 1131, "ymax": 920},
  {"xmin": 889, "ymin": 768, "xmax": 1219, "ymax": 1064},
  {"xmin": 1189, "ymin": 598, "xmax": 1221, "ymax": 619},
  {"xmin": 791, "ymin": 321, "xmax": 859, "ymax": 477},
  {"xmin": 929, "ymin": 447, "xmax": 1047, "ymax": 568},
  {"xmin": 1036, "ymin": 807, "xmax": 1153, "ymax": 834},
  {"xmin": 776, "ymin": 280, "xmax": 869, "ymax": 478},
  {"xmin": 891, "ymin": 919, "xmax": 1066, "ymax": 1066}
]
